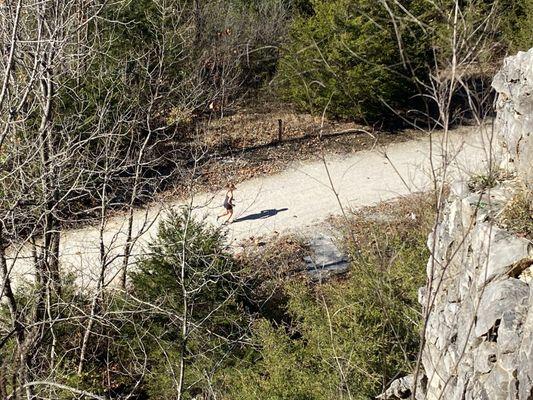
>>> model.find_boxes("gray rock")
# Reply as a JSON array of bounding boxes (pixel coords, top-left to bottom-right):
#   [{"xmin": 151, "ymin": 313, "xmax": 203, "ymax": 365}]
[
  {"xmin": 474, "ymin": 227, "xmax": 532, "ymax": 287},
  {"xmin": 492, "ymin": 48, "xmax": 533, "ymax": 188},
  {"xmin": 304, "ymin": 232, "xmax": 349, "ymax": 281},
  {"xmin": 376, "ymin": 375, "xmax": 416, "ymax": 400},
  {"xmin": 475, "ymin": 279, "xmax": 529, "ymax": 338},
  {"xmin": 383, "ymin": 49, "xmax": 533, "ymax": 400},
  {"xmin": 473, "ymin": 341, "xmax": 497, "ymax": 374}
]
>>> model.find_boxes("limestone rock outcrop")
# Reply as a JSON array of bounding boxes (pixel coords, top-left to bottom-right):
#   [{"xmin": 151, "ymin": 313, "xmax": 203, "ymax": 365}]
[
  {"xmin": 493, "ymin": 49, "xmax": 533, "ymax": 188},
  {"xmin": 379, "ymin": 49, "xmax": 533, "ymax": 400},
  {"xmin": 417, "ymin": 182, "xmax": 532, "ymax": 400}
]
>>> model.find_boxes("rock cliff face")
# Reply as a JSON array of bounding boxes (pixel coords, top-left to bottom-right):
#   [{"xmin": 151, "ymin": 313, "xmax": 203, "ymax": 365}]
[
  {"xmin": 492, "ymin": 49, "xmax": 533, "ymax": 189},
  {"xmin": 419, "ymin": 49, "xmax": 533, "ymax": 400},
  {"xmin": 418, "ymin": 180, "xmax": 532, "ymax": 400},
  {"xmin": 379, "ymin": 49, "xmax": 533, "ymax": 400}
]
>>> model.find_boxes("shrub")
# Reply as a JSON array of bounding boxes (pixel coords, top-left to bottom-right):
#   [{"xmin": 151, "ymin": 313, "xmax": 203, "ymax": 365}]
[
  {"xmin": 498, "ymin": 188, "xmax": 533, "ymax": 239},
  {"xmin": 129, "ymin": 209, "xmax": 247, "ymax": 398},
  {"xmin": 222, "ymin": 194, "xmax": 433, "ymax": 399},
  {"xmin": 0, "ymin": 197, "xmax": 435, "ymax": 398},
  {"xmin": 276, "ymin": 0, "xmax": 431, "ymax": 123},
  {"xmin": 499, "ymin": 0, "xmax": 533, "ymax": 52}
]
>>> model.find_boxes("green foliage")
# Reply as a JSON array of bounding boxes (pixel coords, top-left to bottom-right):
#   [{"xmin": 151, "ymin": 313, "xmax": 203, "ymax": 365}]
[
  {"xmin": 0, "ymin": 276, "xmax": 107, "ymax": 399},
  {"xmin": 1, "ymin": 197, "xmax": 435, "ymax": 398},
  {"xmin": 132, "ymin": 210, "xmax": 232, "ymax": 306},
  {"xmin": 222, "ymin": 195, "xmax": 433, "ymax": 399},
  {"xmin": 276, "ymin": 0, "xmax": 531, "ymax": 123},
  {"xmin": 0, "ymin": 212, "xmax": 245, "ymax": 399},
  {"xmin": 128, "ymin": 209, "xmax": 246, "ymax": 398},
  {"xmin": 276, "ymin": 0, "xmax": 431, "ymax": 123},
  {"xmin": 499, "ymin": 0, "xmax": 533, "ymax": 52}
]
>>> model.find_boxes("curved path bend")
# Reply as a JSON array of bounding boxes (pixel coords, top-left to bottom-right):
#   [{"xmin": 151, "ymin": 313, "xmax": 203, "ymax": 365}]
[{"xmin": 9, "ymin": 125, "xmax": 499, "ymax": 289}]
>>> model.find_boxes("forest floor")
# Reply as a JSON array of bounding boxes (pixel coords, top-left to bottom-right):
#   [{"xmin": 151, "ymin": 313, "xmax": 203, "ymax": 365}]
[{"xmin": 165, "ymin": 104, "xmax": 421, "ymax": 198}]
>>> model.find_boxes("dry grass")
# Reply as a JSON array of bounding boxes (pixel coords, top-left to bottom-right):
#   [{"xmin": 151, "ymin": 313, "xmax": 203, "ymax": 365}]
[
  {"xmin": 235, "ymin": 234, "xmax": 310, "ymax": 321},
  {"xmin": 200, "ymin": 108, "xmax": 366, "ymax": 151},
  {"xmin": 467, "ymin": 168, "xmax": 515, "ymax": 192},
  {"xmin": 498, "ymin": 187, "xmax": 533, "ymax": 239},
  {"xmin": 236, "ymin": 234, "xmax": 309, "ymax": 279},
  {"xmin": 166, "ymin": 105, "xmax": 419, "ymax": 198},
  {"xmin": 330, "ymin": 192, "xmax": 436, "ymax": 263}
]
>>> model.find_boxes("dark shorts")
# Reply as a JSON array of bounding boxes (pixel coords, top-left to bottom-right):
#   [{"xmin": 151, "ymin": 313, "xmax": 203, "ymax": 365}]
[{"xmin": 224, "ymin": 201, "xmax": 233, "ymax": 211}]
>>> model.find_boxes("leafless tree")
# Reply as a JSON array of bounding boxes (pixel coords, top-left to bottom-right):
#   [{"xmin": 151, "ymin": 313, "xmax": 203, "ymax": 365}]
[
  {"xmin": 367, "ymin": 1, "xmax": 506, "ymax": 398},
  {"xmin": 295, "ymin": 0, "xmax": 507, "ymax": 397},
  {"xmin": 0, "ymin": 0, "xmax": 192, "ymax": 396},
  {"xmin": 1, "ymin": 0, "xmax": 285, "ymax": 397}
]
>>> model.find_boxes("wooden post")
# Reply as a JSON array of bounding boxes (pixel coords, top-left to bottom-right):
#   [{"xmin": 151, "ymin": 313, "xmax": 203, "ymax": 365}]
[{"xmin": 278, "ymin": 119, "xmax": 283, "ymax": 143}]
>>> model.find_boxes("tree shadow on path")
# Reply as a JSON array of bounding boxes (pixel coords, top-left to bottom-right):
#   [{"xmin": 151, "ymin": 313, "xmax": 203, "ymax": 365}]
[{"xmin": 233, "ymin": 208, "xmax": 289, "ymax": 223}]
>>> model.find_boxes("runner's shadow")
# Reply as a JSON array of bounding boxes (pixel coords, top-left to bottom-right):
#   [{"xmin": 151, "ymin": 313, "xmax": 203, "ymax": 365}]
[{"xmin": 233, "ymin": 208, "xmax": 288, "ymax": 223}]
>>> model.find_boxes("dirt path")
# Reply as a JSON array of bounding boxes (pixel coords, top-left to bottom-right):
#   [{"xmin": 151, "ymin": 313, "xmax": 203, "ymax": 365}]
[{"xmin": 10, "ymin": 125, "xmax": 498, "ymax": 288}]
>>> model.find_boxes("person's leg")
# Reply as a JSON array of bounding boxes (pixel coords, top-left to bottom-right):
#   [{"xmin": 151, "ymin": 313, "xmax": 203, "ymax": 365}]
[
  {"xmin": 217, "ymin": 208, "xmax": 229, "ymax": 220},
  {"xmin": 224, "ymin": 208, "xmax": 233, "ymax": 224}
]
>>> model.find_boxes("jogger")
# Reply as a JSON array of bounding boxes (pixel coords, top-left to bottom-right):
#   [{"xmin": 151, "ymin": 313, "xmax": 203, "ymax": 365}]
[{"xmin": 217, "ymin": 183, "xmax": 236, "ymax": 224}]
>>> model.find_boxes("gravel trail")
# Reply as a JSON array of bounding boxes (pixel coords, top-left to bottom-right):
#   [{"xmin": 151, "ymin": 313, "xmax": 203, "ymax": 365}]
[{"xmin": 9, "ymin": 125, "xmax": 497, "ymax": 288}]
